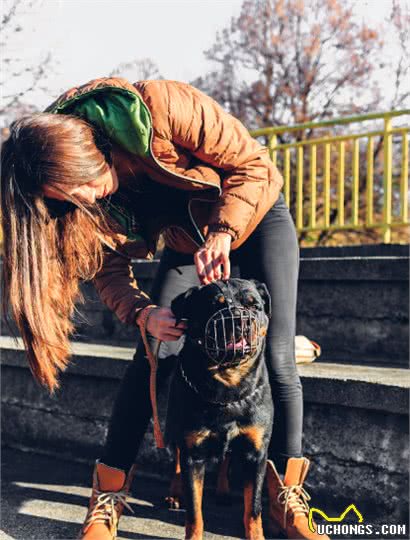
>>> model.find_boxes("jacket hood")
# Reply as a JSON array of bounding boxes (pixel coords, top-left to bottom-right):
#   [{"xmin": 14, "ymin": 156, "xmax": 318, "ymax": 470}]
[{"xmin": 44, "ymin": 77, "xmax": 152, "ymax": 157}]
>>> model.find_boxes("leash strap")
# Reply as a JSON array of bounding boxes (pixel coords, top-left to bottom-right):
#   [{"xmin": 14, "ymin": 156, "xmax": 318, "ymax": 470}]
[{"xmin": 136, "ymin": 305, "xmax": 165, "ymax": 449}]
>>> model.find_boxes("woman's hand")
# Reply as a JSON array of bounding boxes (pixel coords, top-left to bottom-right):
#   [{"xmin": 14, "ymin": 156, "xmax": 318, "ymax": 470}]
[
  {"xmin": 144, "ymin": 307, "xmax": 187, "ymax": 341},
  {"xmin": 194, "ymin": 232, "xmax": 232, "ymax": 285}
]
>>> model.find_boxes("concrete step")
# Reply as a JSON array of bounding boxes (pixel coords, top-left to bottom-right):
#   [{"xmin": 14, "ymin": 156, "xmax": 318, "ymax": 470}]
[{"xmin": 1, "ymin": 335, "xmax": 409, "ymax": 414}]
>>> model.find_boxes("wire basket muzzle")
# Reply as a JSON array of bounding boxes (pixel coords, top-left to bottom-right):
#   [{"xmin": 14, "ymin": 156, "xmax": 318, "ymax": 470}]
[{"xmin": 204, "ymin": 306, "xmax": 262, "ymax": 364}]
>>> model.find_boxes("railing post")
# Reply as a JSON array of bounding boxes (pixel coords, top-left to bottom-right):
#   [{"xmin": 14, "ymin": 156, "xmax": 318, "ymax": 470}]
[
  {"xmin": 383, "ymin": 116, "xmax": 393, "ymax": 243},
  {"xmin": 337, "ymin": 141, "xmax": 345, "ymax": 226},
  {"xmin": 309, "ymin": 145, "xmax": 317, "ymax": 229},
  {"xmin": 324, "ymin": 143, "xmax": 331, "ymax": 228},
  {"xmin": 401, "ymin": 132, "xmax": 408, "ymax": 224},
  {"xmin": 269, "ymin": 134, "xmax": 278, "ymax": 167},
  {"xmin": 296, "ymin": 147, "xmax": 304, "ymax": 229},
  {"xmin": 366, "ymin": 137, "xmax": 374, "ymax": 227},
  {"xmin": 352, "ymin": 139, "xmax": 360, "ymax": 226},
  {"xmin": 284, "ymin": 148, "xmax": 291, "ymax": 207}
]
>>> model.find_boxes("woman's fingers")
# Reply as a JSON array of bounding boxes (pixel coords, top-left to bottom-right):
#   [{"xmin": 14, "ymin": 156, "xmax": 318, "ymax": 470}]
[
  {"xmin": 174, "ymin": 322, "xmax": 187, "ymax": 329},
  {"xmin": 161, "ymin": 332, "xmax": 184, "ymax": 341},
  {"xmin": 206, "ymin": 254, "xmax": 223, "ymax": 282},
  {"xmin": 221, "ymin": 252, "xmax": 231, "ymax": 280},
  {"xmin": 156, "ymin": 328, "xmax": 184, "ymax": 341},
  {"xmin": 202, "ymin": 258, "xmax": 216, "ymax": 284},
  {"xmin": 195, "ymin": 251, "xmax": 223, "ymax": 284},
  {"xmin": 211, "ymin": 252, "xmax": 222, "ymax": 281},
  {"xmin": 194, "ymin": 250, "xmax": 205, "ymax": 279},
  {"xmin": 195, "ymin": 250, "xmax": 214, "ymax": 284},
  {"xmin": 145, "ymin": 307, "xmax": 187, "ymax": 341},
  {"xmin": 194, "ymin": 232, "xmax": 232, "ymax": 285},
  {"xmin": 160, "ymin": 325, "xmax": 186, "ymax": 341},
  {"xmin": 163, "ymin": 326, "xmax": 185, "ymax": 337}
]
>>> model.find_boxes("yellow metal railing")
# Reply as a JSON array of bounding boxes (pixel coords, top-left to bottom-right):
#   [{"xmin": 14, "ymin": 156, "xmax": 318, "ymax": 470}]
[{"xmin": 251, "ymin": 110, "xmax": 410, "ymax": 243}]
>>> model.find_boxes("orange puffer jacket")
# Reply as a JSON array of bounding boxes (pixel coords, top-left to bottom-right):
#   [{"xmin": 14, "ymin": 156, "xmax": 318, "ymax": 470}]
[{"xmin": 46, "ymin": 77, "xmax": 284, "ymax": 325}]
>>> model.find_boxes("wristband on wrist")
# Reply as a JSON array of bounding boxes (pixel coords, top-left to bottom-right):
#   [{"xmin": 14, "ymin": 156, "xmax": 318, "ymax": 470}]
[{"xmin": 207, "ymin": 224, "xmax": 237, "ymax": 241}]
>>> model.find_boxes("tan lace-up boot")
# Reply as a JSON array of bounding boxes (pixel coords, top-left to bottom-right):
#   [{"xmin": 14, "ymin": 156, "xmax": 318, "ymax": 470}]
[
  {"xmin": 266, "ymin": 457, "xmax": 330, "ymax": 539},
  {"xmin": 78, "ymin": 460, "xmax": 137, "ymax": 540}
]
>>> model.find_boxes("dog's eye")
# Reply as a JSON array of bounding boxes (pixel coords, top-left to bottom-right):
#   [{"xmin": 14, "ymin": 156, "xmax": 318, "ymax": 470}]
[
  {"xmin": 217, "ymin": 295, "xmax": 225, "ymax": 304},
  {"xmin": 245, "ymin": 294, "xmax": 262, "ymax": 310}
]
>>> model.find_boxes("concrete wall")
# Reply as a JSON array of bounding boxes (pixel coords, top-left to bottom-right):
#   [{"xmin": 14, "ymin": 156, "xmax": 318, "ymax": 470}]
[{"xmin": 296, "ymin": 244, "xmax": 409, "ymax": 367}]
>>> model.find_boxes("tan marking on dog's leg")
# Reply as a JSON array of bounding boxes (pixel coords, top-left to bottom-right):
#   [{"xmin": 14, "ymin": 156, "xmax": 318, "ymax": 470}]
[
  {"xmin": 185, "ymin": 468, "xmax": 205, "ymax": 540},
  {"xmin": 166, "ymin": 446, "xmax": 183, "ymax": 509},
  {"xmin": 175, "ymin": 446, "xmax": 181, "ymax": 474},
  {"xmin": 244, "ymin": 482, "xmax": 265, "ymax": 540}
]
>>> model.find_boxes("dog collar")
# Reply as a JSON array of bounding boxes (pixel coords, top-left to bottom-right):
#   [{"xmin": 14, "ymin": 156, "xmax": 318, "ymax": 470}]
[{"xmin": 178, "ymin": 361, "xmax": 265, "ymax": 407}]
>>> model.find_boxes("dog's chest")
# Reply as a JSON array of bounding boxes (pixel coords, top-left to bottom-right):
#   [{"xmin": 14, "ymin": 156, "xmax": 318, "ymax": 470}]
[
  {"xmin": 184, "ymin": 417, "xmax": 266, "ymax": 457},
  {"xmin": 211, "ymin": 420, "xmax": 262, "ymax": 447}
]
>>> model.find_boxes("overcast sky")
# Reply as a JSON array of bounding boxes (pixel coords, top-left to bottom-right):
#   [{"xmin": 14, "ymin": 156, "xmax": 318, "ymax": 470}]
[{"xmin": 1, "ymin": 0, "xmax": 407, "ymax": 110}]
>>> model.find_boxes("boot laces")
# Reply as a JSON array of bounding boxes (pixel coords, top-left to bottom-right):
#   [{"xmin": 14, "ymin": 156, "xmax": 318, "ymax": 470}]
[
  {"xmin": 84, "ymin": 488, "xmax": 134, "ymax": 535},
  {"xmin": 277, "ymin": 484, "xmax": 311, "ymax": 529}
]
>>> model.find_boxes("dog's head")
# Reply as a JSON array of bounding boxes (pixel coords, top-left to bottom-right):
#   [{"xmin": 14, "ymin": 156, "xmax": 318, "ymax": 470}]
[{"xmin": 171, "ymin": 278, "xmax": 271, "ymax": 367}]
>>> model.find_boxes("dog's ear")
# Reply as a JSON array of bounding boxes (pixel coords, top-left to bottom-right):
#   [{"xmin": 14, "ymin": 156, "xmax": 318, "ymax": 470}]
[
  {"xmin": 249, "ymin": 279, "xmax": 272, "ymax": 319},
  {"xmin": 170, "ymin": 286, "xmax": 199, "ymax": 324}
]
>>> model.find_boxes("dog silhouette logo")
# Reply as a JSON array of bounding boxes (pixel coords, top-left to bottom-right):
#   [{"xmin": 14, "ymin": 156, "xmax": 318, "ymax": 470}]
[{"xmin": 308, "ymin": 504, "xmax": 364, "ymax": 532}]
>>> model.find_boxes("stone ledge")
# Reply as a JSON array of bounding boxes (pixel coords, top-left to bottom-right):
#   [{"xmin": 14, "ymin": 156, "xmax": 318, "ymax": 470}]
[
  {"xmin": 298, "ymin": 361, "xmax": 409, "ymax": 415},
  {"xmin": 129, "ymin": 256, "xmax": 409, "ymax": 281},
  {"xmin": 299, "ymin": 243, "xmax": 409, "ymax": 257},
  {"xmin": 298, "ymin": 256, "xmax": 409, "ymax": 281},
  {"xmin": 1, "ymin": 336, "xmax": 408, "ymax": 415},
  {"xmin": 0, "ymin": 335, "xmax": 135, "ymax": 380}
]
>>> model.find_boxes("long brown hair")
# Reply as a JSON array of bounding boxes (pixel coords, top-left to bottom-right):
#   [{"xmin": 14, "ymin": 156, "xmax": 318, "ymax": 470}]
[{"xmin": 1, "ymin": 113, "xmax": 124, "ymax": 394}]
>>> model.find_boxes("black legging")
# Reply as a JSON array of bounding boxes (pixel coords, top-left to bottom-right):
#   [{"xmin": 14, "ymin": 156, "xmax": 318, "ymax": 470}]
[{"xmin": 101, "ymin": 191, "xmax": 303, "ymax": 475}]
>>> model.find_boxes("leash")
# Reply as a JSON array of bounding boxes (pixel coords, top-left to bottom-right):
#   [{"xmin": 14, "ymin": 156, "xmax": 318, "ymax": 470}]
[{"xmin": 136, "ymin": 305, "xmax": 165, "ymax": 449}]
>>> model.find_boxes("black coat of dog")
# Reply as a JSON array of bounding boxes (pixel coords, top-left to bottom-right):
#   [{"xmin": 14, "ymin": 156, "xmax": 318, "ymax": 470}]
[{"xmin": 166, "ymin": 278, "xmax": 274, "ymax": 540}]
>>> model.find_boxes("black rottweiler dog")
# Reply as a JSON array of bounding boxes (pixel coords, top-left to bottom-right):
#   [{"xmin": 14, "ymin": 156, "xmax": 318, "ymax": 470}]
[{"xmin": 166, "ymin": 278, "xmax": 274, "ymax": 540}]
